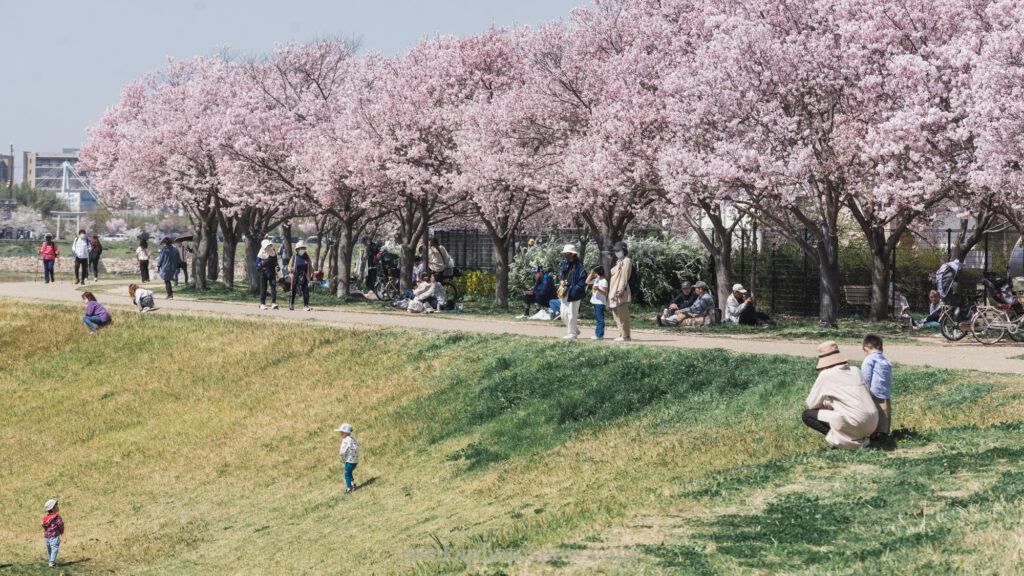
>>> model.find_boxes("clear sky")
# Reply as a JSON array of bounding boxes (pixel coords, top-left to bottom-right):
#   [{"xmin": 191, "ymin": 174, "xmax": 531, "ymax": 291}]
[{"xmin": 1, "ymin": 0, "xmax": 582, "ymax": 181}]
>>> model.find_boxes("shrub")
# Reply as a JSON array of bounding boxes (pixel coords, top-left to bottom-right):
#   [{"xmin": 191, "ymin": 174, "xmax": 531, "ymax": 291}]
[
  {"xmin": 455, "ymin": 270, "xmax": 497, "ymax": 300},
  {"xmin": 509, "ymin": 234, "xmax": 707, "ymax": 305}
]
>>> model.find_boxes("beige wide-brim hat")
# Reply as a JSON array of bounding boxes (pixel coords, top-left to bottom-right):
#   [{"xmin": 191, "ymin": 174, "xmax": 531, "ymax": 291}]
[
  {"xmin": 294, "ymin": 241, "xmax": 306, "ymax": 250},
  {"xmin": 561, "ymin": 244, "xmax": 578, "ymax": 256},
  {"xmin": 44, "ymin": 499, "xmax": 57, "ymax": 512},
  {"xmin": 815, "ymin": 340, "xmax": 849, "ymax": 370}
]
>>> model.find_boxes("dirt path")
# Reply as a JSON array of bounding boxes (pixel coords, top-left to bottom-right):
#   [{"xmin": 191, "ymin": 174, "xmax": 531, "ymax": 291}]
[{"xmin": 2, "ymin": 280, "xmax": 1022, "ymax": 374}]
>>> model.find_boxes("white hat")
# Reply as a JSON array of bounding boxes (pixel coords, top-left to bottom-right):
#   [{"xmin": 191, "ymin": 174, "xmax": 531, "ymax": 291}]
[
  {"xmin": 261, "ymin": 238, "xmax": 273, "ymax": 248},
  {"xmin": 732, "ymin": 283, "xmax": 747, "ymax": 293},
  {"xmin": 334, "ymin": 422, "xmax": 353, "ymax": 433},
  {"xmin": 561, "ymin": 244, "xmax": 579, "ymax": 256},
  {"xmin": 44, "ymin": 499, "xmax": 58, "ymax": 512},
  {"xmin": 295, "ymin": 241, "xmax": 306, "ymax": 250}
]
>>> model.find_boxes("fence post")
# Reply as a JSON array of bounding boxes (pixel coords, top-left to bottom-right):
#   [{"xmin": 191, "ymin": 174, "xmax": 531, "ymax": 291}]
[
  {"xmin": 984, "ymin": 232, "xmax": 989, "ymax": 273},
  {"xmin": 802, "ymin": 228, "xmax": 810, "ymax": 316},
  {"xmin": 739, "ymin": 228, "xmax": 746, "ymax": 284},
  {"xmin": 946, "ymin": 228, "xmax": 952, "ymax": 260},
  {"xmin": 890, "ymin": 242, "xmax": 897, "ymax": 316},
  {"xmin": 770, "ymin": 240, "xmax": 776, "ymax": 315}
]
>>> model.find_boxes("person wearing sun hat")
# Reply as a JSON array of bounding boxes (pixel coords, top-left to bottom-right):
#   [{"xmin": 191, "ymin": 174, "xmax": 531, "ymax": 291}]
[
  {"xmin": 335, "ymin": 422, "xmax": 360, "ymax": 493},
  {"xmin": 41, "ymin": 498, "xmax": 64, "ymax": 568},
  {"xmin": 257, "ymin": 238, "xmax": 280, "ymax": 310},
  {"xmin": 802, "ymin": 341, "xmax": 879, "ymax": 449},
  {"xmin": 557, "ymin": 244, "xmax": 587, "ymax": 339}
]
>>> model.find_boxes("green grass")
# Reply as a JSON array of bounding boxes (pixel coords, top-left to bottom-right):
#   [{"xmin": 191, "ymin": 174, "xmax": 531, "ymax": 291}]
[{"xmin": 1, "ymin": 300, "xmax": 1020, "ymax": 574}]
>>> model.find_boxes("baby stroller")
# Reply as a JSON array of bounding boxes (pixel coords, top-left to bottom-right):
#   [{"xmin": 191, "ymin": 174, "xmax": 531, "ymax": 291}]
[{"xmin": 982, "ymin": 276, "xmax": 1023, "ymax": 317}]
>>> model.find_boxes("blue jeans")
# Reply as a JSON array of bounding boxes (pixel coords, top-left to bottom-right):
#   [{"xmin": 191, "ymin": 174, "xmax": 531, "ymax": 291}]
[
  {"xmin": 344, "ymin": 462, "xmax": 358, "ymax": 490},
  {"xmin": 83, "ymin": 314, "xmax": 109, "ymax": 332},
  {"xmin": 594, "ymin": 303, "xmax": 605, "ymax": 338},
  {"xmin": 45, "ymin": 536, "xmax": 60, "ymax": 565},
  {"xmin": 43, "ymin": 259, "xmax": 55, "ymax": 283}
]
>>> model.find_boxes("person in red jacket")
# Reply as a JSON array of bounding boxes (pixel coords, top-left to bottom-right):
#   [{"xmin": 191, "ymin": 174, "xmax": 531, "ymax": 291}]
[
  {"xmin": 41, "ymin": 498, "xmax": 64, "ymax": 568},
  {"xmin": 39, "ymin": 234, "xmax": 59, "ymax": 283}
]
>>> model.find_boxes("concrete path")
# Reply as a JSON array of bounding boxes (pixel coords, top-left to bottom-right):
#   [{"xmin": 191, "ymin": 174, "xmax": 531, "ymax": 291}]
[{"xmin": 2, "ymin": 279, "xmax": 1022, "ymax": 375}]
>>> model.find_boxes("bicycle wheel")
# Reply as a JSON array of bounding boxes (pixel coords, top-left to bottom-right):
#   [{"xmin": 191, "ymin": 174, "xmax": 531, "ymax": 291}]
[
  {"xmin": 971, "ymin": 308, "xmax": 1007, "ymax": 345},
  {"xmin": 940, "ymin": 313, "xmax": 966, "ymax": 342},
  {"xmin": 375, "ymin": 277, "xmax": 398, "ymax": 302}
]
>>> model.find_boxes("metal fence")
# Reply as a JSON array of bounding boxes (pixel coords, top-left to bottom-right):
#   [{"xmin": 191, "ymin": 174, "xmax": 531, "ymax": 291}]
[{"xmin": 435, "ymin": 226, "xmax": 1024, "ymax": 316}]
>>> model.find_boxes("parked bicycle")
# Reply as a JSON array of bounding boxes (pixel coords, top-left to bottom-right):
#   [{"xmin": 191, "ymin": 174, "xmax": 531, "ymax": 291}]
[{"xmin": 970, "ymin": 277, "xmax": 1024, "ymax": 345}]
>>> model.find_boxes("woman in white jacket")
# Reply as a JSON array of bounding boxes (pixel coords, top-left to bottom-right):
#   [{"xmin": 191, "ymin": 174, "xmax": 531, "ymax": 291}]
[{"xmin": 802, "ymin": 341, "xmax": 879, "ymax": 449}]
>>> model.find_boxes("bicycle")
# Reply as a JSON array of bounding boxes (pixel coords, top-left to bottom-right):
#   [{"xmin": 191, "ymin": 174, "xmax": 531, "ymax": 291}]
[{"xmin": 970, "ymin": 282, "xmax": 1024, "ymax": 344}]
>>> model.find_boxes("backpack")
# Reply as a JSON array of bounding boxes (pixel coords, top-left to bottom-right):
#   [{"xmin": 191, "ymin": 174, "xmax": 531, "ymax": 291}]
[{"xmin": 628, "ymin": 261, "xmax": 641, "ymax": 299}]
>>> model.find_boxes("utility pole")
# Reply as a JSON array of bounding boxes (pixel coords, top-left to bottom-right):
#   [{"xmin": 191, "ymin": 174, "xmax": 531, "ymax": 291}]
[{"xmin": 7, "ymin": 143, "xmax": 13, "ymax": 200}]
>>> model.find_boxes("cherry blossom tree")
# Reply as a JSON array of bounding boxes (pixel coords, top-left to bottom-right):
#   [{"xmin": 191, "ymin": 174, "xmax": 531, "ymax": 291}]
[{"xmin": 80, "ymin": 57, "xmax": 233, "ymax": 290}]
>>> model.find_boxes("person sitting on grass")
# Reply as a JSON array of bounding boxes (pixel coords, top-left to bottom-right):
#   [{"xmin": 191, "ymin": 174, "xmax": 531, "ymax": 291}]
[
  {"xmin": 81, "ymin": 291, "xmax": 111, "ymax": 334},
  {"xmin": 860, "ymin": 334, "xmax": 893, "ymax": 439},
  {"xmin": 802, "ymin": 341, "xmax": 879, "ymax": 449},
  {"xmin": 520, "ymin": 266, "xmax": 556, "ymax": 318},
  {"xmin": 724, "ymin": 283, "xmax": 773, "ymax": 326},
  {"xmin": 660, "ymin": 281, "xmax": 715, "ymax": 326},
  {"xmin": 409, "ymin": 271, "xmax": 446, "ymax": 312},
  {"xmin": 656, "ymin": 280, "xmax": 697, "ymax": 326},
  {"xmin": 41, "ymin": 499, "xmax": 64, "ymax": 569},
  {"xmin": 914, "ymin": 290, "xmax": 942, "ymax": 329},
  {"xmin": 128, "ymin": 283, "xmax": 155, "ymax": 313},
  {"xmin": 335, "ymin": 422, "xmax": 360, "ymax": 493}
]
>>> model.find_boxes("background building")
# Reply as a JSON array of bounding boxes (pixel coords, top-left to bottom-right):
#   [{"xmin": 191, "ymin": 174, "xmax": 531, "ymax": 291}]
[
  {"xmin": 23, "ymin": 148, "xmax": 99, "ymax": 212},
  {"xmin": 0, "ymin": 154, "xmax": 12, "ymax": 192}
]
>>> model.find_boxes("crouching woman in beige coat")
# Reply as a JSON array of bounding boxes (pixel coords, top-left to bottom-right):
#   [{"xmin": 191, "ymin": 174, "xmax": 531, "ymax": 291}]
[{"xmin": 802, "ymin": 341, "xmax": 879, "ymax": 449}]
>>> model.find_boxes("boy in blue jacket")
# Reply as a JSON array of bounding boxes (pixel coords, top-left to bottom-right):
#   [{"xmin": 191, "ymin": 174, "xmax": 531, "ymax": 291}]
[{"xmin": 861, "ymin": 334, "xmax": 893, "ymax": 438}]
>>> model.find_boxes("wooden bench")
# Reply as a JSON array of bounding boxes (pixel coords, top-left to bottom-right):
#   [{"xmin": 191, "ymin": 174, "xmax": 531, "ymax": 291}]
[{"xmin": 842, "ymin": 285, "xmax": 872, "ymax": 310}]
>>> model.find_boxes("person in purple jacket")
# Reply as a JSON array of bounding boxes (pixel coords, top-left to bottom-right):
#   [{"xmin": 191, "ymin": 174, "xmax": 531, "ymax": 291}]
[{"xmin": 81, "ymin": 291, "xmax": 112, "ymax": 334}]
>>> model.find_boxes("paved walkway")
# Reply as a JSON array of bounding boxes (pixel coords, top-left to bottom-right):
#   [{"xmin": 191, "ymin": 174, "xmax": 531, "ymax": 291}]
[{"xmin": 2, "ymin": 280, "xmax": 1022, "ymax": 374}]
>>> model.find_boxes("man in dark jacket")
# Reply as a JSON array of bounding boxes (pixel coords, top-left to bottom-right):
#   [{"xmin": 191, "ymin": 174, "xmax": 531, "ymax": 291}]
[
  {"xmin": 559, "ymin": 244, "xmax": 588, "ymax": 339},
  {"xmin": 656, "ymin": 280, "xmax": 698, "ymax": 326},
  {"xmin": 521, "ymin": 266, "xmax": 556, "ymax": 318}
]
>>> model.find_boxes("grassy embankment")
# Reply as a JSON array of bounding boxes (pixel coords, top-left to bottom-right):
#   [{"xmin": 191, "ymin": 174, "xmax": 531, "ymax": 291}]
[{"xmin": 0, "ymin": 300, "xmax": 1021, "ymax": 575}]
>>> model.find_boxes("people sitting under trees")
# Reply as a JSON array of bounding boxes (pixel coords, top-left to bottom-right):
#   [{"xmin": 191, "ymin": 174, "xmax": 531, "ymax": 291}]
[
  {"xmin": 724, "ymin": 283, "xmax": 772, "ymax": 326},
  {"xmin": 914, "ymin": 290, "xmax": 942, "ymax": 329},
  {"xmin": 657, "ymin": 280, "xmax": 715, "ymax": 326},
  {"xmin": 408, "ymin": 271, "xmax": 447, "ymax": 313},
  {"xmin": 655, "ymin": 280, "xmax": 697, "ymax": 326},
  {"xmin": 520, "ymin": 265, "xmax": 556, "ymax": 318}
]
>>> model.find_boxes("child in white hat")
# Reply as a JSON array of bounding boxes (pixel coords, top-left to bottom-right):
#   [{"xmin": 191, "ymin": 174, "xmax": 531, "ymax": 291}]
[
  {"xmin": 335, "ymin": 423, "xmax": 360, "ymax": 493},
  {"xmin": 41, "ymin": 498, "xmax": 64, "ymax": 568}
]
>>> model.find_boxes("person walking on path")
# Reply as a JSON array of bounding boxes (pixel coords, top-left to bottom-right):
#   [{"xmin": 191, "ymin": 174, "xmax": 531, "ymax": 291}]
[
  {"xmin": 174, "ymin": 238, "xmax": 192, "ymax": 286},
  {"xmin": 257, "ymin": 239, "xmax": 280, "ymax": 310},
  {"xmin": 608, "ymin": 240, "xmax": 633, "ymax": 342},
  {"xmin": 39, "ymin": 234, "xmax": 59, "ymax": 284},
  {"xmin": 558, "ymin": 244, "xmax": 587, "ymax": 340},
  {"xmin": 71, "ymin": 230, "xmax": 90, "ymax": 285},
  {"xmin": 41, "ymin": 499, "xmax": 64, "ymax": 569},
  {"xmin": 335, "ymin": 422, "xmax": 360, "ymax": 493},
  {"xmin": 587, "ymin": 265, "xmax": 608, "ymax": 340},
  {"xmin": 88, "ymin": 235, "xmax": 103, "ymax": 282},
  {"xmin": 802, "ymin": 341, "xmax": 879, "ymax": 449},
  {"xmin": 81, "ymin": 291, "xmax": 112, "ymax": 334},
  {"xmin": 136, "ymin": 239, "xmax": 150, "ymax": 283},
  {"xmin": 289, "ymin": 241, "xmax": 313, "ymax": 311},
  {"xmin": 156, "ymin": 237, "xmax": 181, "ymax": 300}
]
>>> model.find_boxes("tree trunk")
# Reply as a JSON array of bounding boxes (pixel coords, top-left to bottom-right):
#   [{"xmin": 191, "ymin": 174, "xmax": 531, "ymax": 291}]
[
  {"xmin": 868, "ymin": 241, "xmax": 890, "ymax": 322},
  {"xmin": 192, "ymin": 215, "xmax": 213, "ymax": 291},
  {"xmin": 336, "ymin": 224, "xmax": 354, "ymax": 299},
  {"xmin": 399, "ymin": 243, "xmax": 416, "ymax": 291},
  {"xmin": 244, "ymin": 235, "xmax": 260, "ymax": 295},
  {"xmin": 221, "ymin": 236, "xmax": 237, "ymax": 289},
  {"xmin": 711, "ymin": 238, "xmax": 733, "ymax": 319},
  {"xmin": 492, "ymin": 235, "xmax": 510, "ymax": 308},
  {"xmin": 815, "ymin": 230, "xmax": 841, "ymax": 328},
  {"xmin": 206, "ymin": 216, "xmax": 218, "ymax": 283}
]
